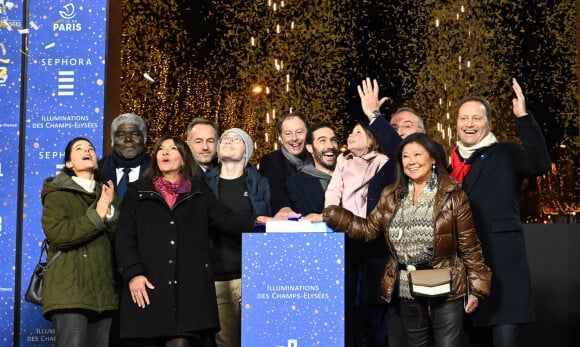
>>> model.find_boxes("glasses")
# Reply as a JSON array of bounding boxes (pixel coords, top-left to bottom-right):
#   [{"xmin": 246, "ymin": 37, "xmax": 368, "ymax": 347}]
[
  {"xmin": 115, "ymin": 131, "xmax": 142, "ymax": 138},
  {"xmin": 222, "ymin": 136, "xmax": 244, "ymax": 144},
  {"xmin": 391, "ymin": 124, "xmax": 422, "ymax": 131}
]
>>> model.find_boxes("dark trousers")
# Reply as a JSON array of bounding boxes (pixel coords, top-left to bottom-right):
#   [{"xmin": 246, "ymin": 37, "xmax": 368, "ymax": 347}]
[
  {"xmin": 387, "ymin": 305, "xmax": 408, "ymax": 347},
  {"xmin": 399, "ymin": 298, "xmax": 465, "ymax": 347},
  {"xmin": 51, "ymin": 310, "xmax": 113, "ymax": 347}
]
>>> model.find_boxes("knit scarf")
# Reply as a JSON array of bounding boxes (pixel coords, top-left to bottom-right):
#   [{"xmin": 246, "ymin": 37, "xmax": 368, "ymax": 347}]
[
  {"xmin": 301, "ymin": 163, "xmax": 332, "ymax": 192},
  {"xmin": 152, "ymin": 175, "xmax": 191, "ymax": 209},
  {"xmin": 281, "ymin": 145, "xmax": 311, "ymax": 171},
  {"xmin": 450, "ymin": 132, "xmax": 498, "ymax": 185}
]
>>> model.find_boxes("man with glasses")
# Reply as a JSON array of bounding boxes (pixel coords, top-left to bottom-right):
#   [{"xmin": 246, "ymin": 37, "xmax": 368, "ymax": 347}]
[
  {"xmin": 99, "ymin": 113, "xmax": 150, "ymax": 200},
  {"xmin": 389, "ymin": 107, "xmax": 446, "ymax": 163},
  {"xmin": 204, "ymin": 128, "xmax": 271, "ymax": 347},
  {"xmin": 389, "ymin": 107, "xmax": 426, "ymax": 138}
]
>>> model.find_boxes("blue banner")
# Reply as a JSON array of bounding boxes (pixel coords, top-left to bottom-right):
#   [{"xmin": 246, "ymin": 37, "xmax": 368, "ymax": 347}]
[
  {"xmin": 0, "ymin": 0, "xmax": 24, "ymax": 343},
  {"xmin": 242, "ymin": 232, "xmax": 345, "ymax": 346},
  {"xmin": 15, "ymin": 1, "xmax": 107, "ymax": 345}
]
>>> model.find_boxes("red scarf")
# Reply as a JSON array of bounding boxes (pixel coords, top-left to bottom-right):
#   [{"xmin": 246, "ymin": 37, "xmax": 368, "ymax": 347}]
[
  {"xmin": 153, "ymin": 175, "xmax": 191, "ymax": 209},
  {"xmin": 450, "ymin": 146, "xmax": 471, "ymax": 185}
]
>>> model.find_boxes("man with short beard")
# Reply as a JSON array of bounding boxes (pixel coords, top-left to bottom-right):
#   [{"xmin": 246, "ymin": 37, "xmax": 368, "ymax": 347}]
[
  {"xmin": 99, "ymin": 113, "xmax": 150, "ymax": 199},
  {"xmin": 286, "ymin": 123, "xmax": 338, "ymax": 222},
  {"xmin": 186, "ymin": 118, "xmax": 219, "ymax": 173}
]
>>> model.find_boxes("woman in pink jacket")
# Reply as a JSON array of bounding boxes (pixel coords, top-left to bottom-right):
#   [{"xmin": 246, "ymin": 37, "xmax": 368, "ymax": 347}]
[{"xmin": 325, "ymin": 123, "xmax": 388, "ymax": 217}]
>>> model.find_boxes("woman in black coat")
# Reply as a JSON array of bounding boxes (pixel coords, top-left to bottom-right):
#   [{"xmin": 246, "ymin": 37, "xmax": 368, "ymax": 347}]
[{"xmin": 115, "ymin": 135, "xmax": 267, "ymax": 347}]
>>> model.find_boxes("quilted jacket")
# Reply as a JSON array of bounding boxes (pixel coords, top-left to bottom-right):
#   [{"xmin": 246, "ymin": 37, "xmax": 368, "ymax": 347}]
[{"xmin": 324, "ymin": 174, "xmax": 491, "ymax": 302}]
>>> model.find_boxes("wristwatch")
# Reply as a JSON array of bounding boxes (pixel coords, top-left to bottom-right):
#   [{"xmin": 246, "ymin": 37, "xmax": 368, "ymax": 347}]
[{"xmin": 371, "ymin": 110, "xmax": 382, "ymax": 119}]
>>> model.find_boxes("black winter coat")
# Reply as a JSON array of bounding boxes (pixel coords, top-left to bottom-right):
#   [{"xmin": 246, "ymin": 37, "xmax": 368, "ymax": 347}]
[
  {"xmin": 258, "ymin": 150, "xmax": 299, "ymax": 213},
  {"xmin": 115, "ymin": 178, "xmax": 256, "ymax": 338},
  {"xmin": 457, "ymin": 114, "xmax": 550, "ymax": 327}
]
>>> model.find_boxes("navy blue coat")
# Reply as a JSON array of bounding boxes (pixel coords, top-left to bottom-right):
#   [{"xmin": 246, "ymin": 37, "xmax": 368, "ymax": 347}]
[
  {"xmin": 286, "ymin": 171, "xmax": 327, "ymax": 215},
  {"xmin": 259, "ymin": 150, "xmax": 299, "ymax": 213},
  {"xmin": 367, "ymin": 116, "xmax": 402, "ymax": 214},
  {"xmin": 458, "ymin": 114, "xmax": 550, "ymax": 327}
]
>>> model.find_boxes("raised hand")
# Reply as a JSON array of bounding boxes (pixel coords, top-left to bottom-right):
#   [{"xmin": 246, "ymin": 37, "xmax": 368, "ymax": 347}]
[
  {"xmin": 356, "ymin": 77, "xmax": 390, "ymax": 119},
  {"xmin": 511, "ymin": 78, "xmax": 527, "ymax": 117}
]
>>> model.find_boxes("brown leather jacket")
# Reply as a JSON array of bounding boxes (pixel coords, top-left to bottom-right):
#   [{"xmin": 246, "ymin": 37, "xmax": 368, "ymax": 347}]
[{"xmin": 324, "ymin": 174, "xmax": 491, "ymax": 303}]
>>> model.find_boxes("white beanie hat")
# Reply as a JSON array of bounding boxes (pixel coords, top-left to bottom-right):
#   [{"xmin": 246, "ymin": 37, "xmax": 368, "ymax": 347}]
[{"xmin": 218, "ymin": 128, "xmax": 254, "ymax": 166}]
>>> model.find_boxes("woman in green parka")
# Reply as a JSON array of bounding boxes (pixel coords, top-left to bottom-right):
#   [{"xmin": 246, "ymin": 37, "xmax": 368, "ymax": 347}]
[{"xmin": 41, "ymin": 137, "xmax": 120, "ymax": 347}]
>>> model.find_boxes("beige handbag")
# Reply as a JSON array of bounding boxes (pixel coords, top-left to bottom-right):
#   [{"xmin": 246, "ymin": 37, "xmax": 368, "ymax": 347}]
[{"xmin": 408, "ymin": 267, "xmax": 452, "ymax": 298}]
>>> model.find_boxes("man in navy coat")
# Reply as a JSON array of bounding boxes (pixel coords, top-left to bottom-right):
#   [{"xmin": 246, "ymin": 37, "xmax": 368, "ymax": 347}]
[
  {"xmin": 450, "ymin": 79, "xmax": 551, "ymax": 346},
  {"xmin": 286, "ymin": 123, "xmax": 338, "ymax": 221}
]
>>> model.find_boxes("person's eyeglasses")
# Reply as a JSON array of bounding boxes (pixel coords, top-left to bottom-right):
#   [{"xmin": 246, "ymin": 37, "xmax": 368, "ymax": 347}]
[
  {"xmin": 391, "ymin": 124, "xmax": 418, "ymax": 131},
  {"xmin": 222, "ymin": 136, "xmax": 244, "ymax": 144},
  {"xmin": 115, "ymin": 131, "xmax": 142, "ymax": 138}
]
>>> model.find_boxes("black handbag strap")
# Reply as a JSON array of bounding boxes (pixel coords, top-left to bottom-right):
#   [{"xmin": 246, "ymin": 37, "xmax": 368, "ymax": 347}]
[{"xmin": 39, "ymin": 238, "xmax": 62, "ymax": 267}]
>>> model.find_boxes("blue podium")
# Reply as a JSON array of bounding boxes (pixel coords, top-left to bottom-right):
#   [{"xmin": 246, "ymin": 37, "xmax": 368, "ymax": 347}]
[{"xmin": 242, "ymin": 223, "xmax": 345, "ymax": 346}]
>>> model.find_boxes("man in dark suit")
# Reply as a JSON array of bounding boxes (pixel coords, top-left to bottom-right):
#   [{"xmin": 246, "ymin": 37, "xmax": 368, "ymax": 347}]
[
  {"xmin": 286, "ymin": 123, "xmax": 338, "ymax": 221},
  {"xmin": 98, "ymin": 112, "xmax": 150, "ymax": 347},
  {"xmin": 99, "ymin": 113, "xmax": 150, "ymax": 200},
  {"xmin": 450, "ymin": 79, "xmax": 550, "ymax": 347},
  {"xmin": 259, "ymin": 112, "xmax": 311, "ymax": 219}
]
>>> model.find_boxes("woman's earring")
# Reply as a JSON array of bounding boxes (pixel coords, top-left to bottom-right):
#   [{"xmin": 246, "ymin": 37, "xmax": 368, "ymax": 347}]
[{"xmin": 427, "ymin": 163, "xmax": 438, "ymax": 190}]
